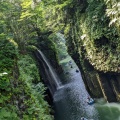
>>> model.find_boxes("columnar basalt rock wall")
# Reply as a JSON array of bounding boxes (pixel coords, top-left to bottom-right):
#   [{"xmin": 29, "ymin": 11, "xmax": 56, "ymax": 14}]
[{"xmin": 60, "ymin": 0, "xmax": 120, "ymax": 102}]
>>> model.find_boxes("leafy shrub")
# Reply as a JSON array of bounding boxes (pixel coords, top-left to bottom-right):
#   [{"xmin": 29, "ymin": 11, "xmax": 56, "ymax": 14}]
[
  {"xmin": 0, "ymin": 33, "xmax": 18, "ymax": 73},
  {"xmin": 17, "ymin": 55, "xmax": 53, "ymax": 120},
  {"xmin": 0, "ymin": 34, "xmax": 53, "ymax": 119}
]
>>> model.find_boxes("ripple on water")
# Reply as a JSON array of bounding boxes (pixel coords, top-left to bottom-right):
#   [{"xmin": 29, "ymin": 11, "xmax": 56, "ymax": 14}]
[{"xmin": 54, "ymin": 60, "xmax": 99, "ymax": 120}]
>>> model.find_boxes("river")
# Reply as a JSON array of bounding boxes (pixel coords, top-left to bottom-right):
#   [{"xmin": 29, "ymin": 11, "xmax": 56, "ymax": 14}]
[{"xmin": 53, "ymin": 57, "xmax": 120, "ymax": 120}]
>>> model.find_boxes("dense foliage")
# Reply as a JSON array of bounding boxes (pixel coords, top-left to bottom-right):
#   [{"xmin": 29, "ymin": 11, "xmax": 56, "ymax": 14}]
[
  {"xmin": 1, "ymin": 0, "xmax": 119, "ymax": 72},
  {"xmin": 49, "ymin": 33, "xmax": 68, "ymax": 60},
  {"xmin": 0, "ymin": 0, "xmax": 120, "ymax": 117},
  {"xmin": 34, "ymin": 0, "xmax": 120, "ymax": 100},
  {"xmin": 0, "ymin": 36, "xmax": 53, "ymax": 119},
  {"xmin": 0, "ymin": 0, "xmax": 55, "ymax": 119},
  {"xmin": 17, "ymin": 55, "xmax": 53, "ymax": 120},
  {"xmin": 46, "ymin": 0, "xmax": 120, "ymax": 73}
]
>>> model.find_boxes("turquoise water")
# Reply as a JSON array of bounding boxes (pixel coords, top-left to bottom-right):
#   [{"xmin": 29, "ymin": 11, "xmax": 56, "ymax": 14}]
[{"xmin": 96, "ymin": 99, "xmax": 120, "ymax": 120}]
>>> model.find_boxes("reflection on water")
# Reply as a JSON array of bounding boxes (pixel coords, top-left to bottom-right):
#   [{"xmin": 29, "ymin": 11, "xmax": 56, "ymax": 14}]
[{"xmin": 96, "ymin": 98, "xmax": 120, "ymax": 120}]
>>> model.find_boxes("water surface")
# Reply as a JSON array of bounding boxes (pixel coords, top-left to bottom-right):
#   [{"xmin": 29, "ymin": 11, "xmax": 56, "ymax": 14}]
[
  {"xmin": 53, "ymin": 58, "xmax": 120, "ymax": 120},
  {"xmin": 54, "ymin": 61, "xmax": 98, "ymax": 120}
]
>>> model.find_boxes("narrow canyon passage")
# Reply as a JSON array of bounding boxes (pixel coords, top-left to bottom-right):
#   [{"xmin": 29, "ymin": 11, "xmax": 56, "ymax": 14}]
[
  {"xmin": 53, "ymin": 58, "xmax": 99, "ymax": 120},
  {"xmin": 53, "ymin": 57, "xmax": 120, "ymax": 120}
]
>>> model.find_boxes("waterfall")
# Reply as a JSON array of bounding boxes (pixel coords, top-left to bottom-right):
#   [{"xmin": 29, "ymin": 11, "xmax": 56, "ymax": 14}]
[{"xmin": 37, "ymin": 50, "xmax": 61, "ymax": 93}]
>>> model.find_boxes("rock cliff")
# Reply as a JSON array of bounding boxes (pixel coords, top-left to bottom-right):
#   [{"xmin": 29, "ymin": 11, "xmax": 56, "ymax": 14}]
[{"xmin": 56, "ymin": 0, "xmax": 120, "ymax": 102}]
